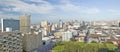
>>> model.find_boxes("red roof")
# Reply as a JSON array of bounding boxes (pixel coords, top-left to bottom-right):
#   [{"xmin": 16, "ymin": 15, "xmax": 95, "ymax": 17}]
[{"xmin": 113, "ymin": 40, "xmax": 120, "ymax": 46}]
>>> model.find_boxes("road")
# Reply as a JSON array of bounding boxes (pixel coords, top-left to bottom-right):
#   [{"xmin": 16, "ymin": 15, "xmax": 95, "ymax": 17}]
[{"xmin": 37, "ymin": 42, "xmax": 55, "ymax": 52}]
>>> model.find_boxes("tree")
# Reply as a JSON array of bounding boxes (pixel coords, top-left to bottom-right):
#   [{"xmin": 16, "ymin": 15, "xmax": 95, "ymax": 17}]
[
  {"xmin": 106, "ymin": 40, "xmax": 113, "ymax": 44},
  {"xmin": 52, "ymin": 42, "xmax": 117, "ymax": 52},
  {"xmin": 91, "ymin": 40, "xmax": 97, "ymax": 43},
  {"xmin": 70, "ymin": 38, "xmax": 77, "ymax": 41}
]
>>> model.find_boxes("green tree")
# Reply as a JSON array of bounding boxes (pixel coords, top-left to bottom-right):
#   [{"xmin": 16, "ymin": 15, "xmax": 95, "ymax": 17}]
[
  {"xmin": 70, "ymin": 38, "xmax": 77, "ymax": 41},
  {"xmin": 52, "ymin": 42, "xmax": 117, "ymax": 52}
]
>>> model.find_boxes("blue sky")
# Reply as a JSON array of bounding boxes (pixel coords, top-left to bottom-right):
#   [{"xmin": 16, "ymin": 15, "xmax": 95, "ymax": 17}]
[{"xmin": 0, "ymin": 0, "xmax": 120, "ymax": 24}]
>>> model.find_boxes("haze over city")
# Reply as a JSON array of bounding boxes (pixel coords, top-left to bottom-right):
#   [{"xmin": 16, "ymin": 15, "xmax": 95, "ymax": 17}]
[
  {"xmin": 1, "ymin": 0, "xmax": 120, "ymax": 52},
  {"xmin": 0, "ymin": 0, "xmax": 120, "ymax": 24}
]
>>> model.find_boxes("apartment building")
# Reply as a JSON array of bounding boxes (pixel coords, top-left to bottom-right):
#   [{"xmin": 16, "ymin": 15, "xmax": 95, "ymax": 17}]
[
  {"xmin": 23, "ymin": 31, "xmax": 42, "ymax": 52},
  {"xmin": 0, "ymin": 32, "xmax": 23, "ymax": 52},
  {"xmin": 20, "ymin": 14, "xmax": 31, "ymax": 33}
]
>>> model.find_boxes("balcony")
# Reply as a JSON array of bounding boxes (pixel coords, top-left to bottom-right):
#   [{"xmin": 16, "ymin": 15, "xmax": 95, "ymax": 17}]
[
  {"xmin": 3, "ymin": 36, "xmax": 7, "ymax": 39},
  {"xmin": 3, "ymin": 39, "xmax": 7, "ymax": 41},
  {"xmin": 8, "ymin": 38, "xmax": 12, "ymax": 40},
  {"xmin": 2, "ymin": 47, "xmax": 6, "ymax": 50},
  {"xmin": 3, "ymin": 41, "xmax": 7, "ymax": 43}
]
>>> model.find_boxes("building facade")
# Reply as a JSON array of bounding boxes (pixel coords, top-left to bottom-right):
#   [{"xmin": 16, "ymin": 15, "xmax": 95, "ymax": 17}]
[
  {"xmin": 20, "ymin": 14, "xmax": 31, "ymax": 33},
  {"xmin": 0, "ymin": 32, "xmax": 23, "ymax": 52},
  {"xmin": 119, "ymin": 22, "xmax": 120, "ymax": 27},
  {"xmin": 62, "ymin": 31, "xmax": 73, "ymax": 41},
  {"xmin": 59, "ymin": 20, "xmax": 63, "ymax": 28},
  {"xmin": 40, "ymin": 20, "xmax": 48, "ymax": 28},
  {"xmin": 23, "ymin": 32, "xmax": 42, "ymax": 52},
  {"xmin": 1, "ymin": 18, "xmax": 20, "ymax": 32},
  {"xmin": 41, "ymin": 29, "xmax": 48, "ymax": 37}
]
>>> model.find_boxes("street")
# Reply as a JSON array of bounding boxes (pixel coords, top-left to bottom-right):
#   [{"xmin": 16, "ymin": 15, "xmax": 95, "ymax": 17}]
[{"xmin": 37, "ymin": 42, "xmax": 55, "ymax": 52}]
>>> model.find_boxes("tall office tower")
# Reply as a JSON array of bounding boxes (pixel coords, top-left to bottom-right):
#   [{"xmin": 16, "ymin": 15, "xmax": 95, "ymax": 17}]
[
  {"xmin": 118, "ymin": 21, "xmax": 120, "ymax": 27},
  {"xmin": 0, "ymin": 32, "xmax": 23, "ymax": 52},
  {"xmin": 59, "ymin": 20, "xmax": 63, "ymax": 28},
  {"xmin": 20, "ymin": 14, "xmax": 31, "ymax": 33},
  {"xmin": 44, "ymin": 25, "xmax": 51, "ymax": 34},
  {"xmin": 81, "ymin": 21, "xmax": 85, "ymax": 26},
  {"xmin": 1, "ymin": 18, "xmax": 20, "ymax": 32},
  {"xmin": 51, "ymin": 24, "xmax": 56, "ymax": 31},
  {"xmin": 119, "ymin": 22, "xmax": 120, "ymax": 27},
  {"xmin": 40, "ymin": 20, "xmax": 48, "ymax": 28}
]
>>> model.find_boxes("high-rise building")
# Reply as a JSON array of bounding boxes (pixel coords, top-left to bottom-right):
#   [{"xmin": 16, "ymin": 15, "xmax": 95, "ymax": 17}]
[
  {"xmin": 59, "ymin": 20, "xmax": 63, "ymax": 28},
  {"xmin": 119, "ymin": 22, "xmax": 120, "ymax": 27},
  {"xmin": 19, "ymin": 14, "xmax": 30, "ymax": 33},
  {"xmin": 1, "ymin": 18, "xmax": 20, "ymax": 32},
  {"xmin": 0, "ymin": 32, "xmax": 23, "ymax": 52},
  {"xmin": 51, "ymin": 24, "xmax": 56, "ymax": 31},
  {"xmin": 44, "ymin": 25, "xmax": 51, "ymax": 34},
  {"xmin": 40, "ymin": 20, "xmax": 48, "ymax": 28},
  {"xmin": 23, "ymin": 32, "xmax": 42, "ymax": 52},
  {"xmin": 62, "ymin": 30, "xmax": 73, "ymax": 41},
  {"xmin": 41, "ymin": 29, "xmax": 48, "ymax": 37}
]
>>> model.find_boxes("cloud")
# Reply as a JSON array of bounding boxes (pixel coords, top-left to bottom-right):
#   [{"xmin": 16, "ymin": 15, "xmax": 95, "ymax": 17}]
[
  {"xmin": 0, "ymin": 14, "xmax": 18, "ymax": 19},
  {"xmin": 107, "ymin": 9, "xmax": 119, "ymax": 12},
  {"xmin": 57, "ymin": 0, "xmax": 101, "ymax": 14},
  {"xmin": 58, "ymin": 0, "xmax": 79, "ymax": 11},
  {"xmin": 0, "ymin": 0, "xmax": 102, "ymax": 15},
  {"xmin": 0, "ymin": 11, "xmax": 3, "ymax": 14},
  {"xmin": 60, "ymin": 0, "xmax": 71, "ymax": 4},
  {"xmin": 58, "ymin": 4, "xmax": 101, "ymax": 14},
  {"xmin": 0, "ymin": 0, "xmax": 54, "ymax": 14},
  {"xmin": 81, "ymin": 8, "xmax": 101, "ymax": 14},
  {"xmin": 58, "ymin": 4, "xmax": 80, "ymax": 11}
]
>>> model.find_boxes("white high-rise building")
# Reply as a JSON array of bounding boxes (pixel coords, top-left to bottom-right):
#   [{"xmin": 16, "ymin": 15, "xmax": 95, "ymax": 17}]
[
  {"xmin": 51, "ymin": 24, "xmax": 56, "ymax": 31},
  {"xmin": 62, "ymin": 31, "xmax": 73, "ymax": 41},
  {"xmin": 40, "ymin": 29, "xmax": 48, "ymax": 37},
  {"xmin": 40, "ymin": 20, "xmax": 48, "ymax": 28}
]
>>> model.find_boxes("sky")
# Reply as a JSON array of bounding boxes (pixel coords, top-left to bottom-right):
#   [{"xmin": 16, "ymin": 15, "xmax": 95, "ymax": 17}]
[{"xmin": 0, "ymin": 0, "xmax": 120, "ymax": 24}]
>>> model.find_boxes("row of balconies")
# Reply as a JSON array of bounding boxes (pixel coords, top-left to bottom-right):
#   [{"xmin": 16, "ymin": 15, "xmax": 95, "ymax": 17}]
[
  {"xmin": 6, "ymin": 42, "xmax": 22, "ymax": 45},
  {"xmin": 2, "ymin": 38, "xmax": 22, "ymax": 43},
  {"xmin": 1, "ymin": 46, "xmax": 22, "ymax": 51},
  {"xmin": 7, "ymin": 37, "xmax": 22, "ymax": 40},
  {"xmin": 2, "ymin": 48, "xmax": 23, "ymax": 52},
  {"xmin": 1, "ymin": 42, "xmax": 22, "ymax": 47},
  {"xmin": 0, "ymin": 34, "xmax": 22, "ymax": 52},
  {"xmin": 3, "ymin": 34, "xmax": 22, "ymax": 39}
]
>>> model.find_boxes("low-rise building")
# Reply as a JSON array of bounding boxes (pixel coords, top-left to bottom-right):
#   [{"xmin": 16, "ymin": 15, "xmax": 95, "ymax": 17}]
[
  {"xmin": 54, "ymin": 32, "xmax": 63, "ymax": 38},
  {"xmin": 75, "ymin": 36, "xmax": 85, "ymax": 42},
  {"xmin": 75, "ymin": 32, "xmax": 86, "ymax": 42}
]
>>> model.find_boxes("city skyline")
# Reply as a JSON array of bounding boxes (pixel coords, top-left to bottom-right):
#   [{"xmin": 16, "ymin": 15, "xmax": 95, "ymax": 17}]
[{"xmin": 0, "ymin": 0, "xmax": 120, "ymax": 24}]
